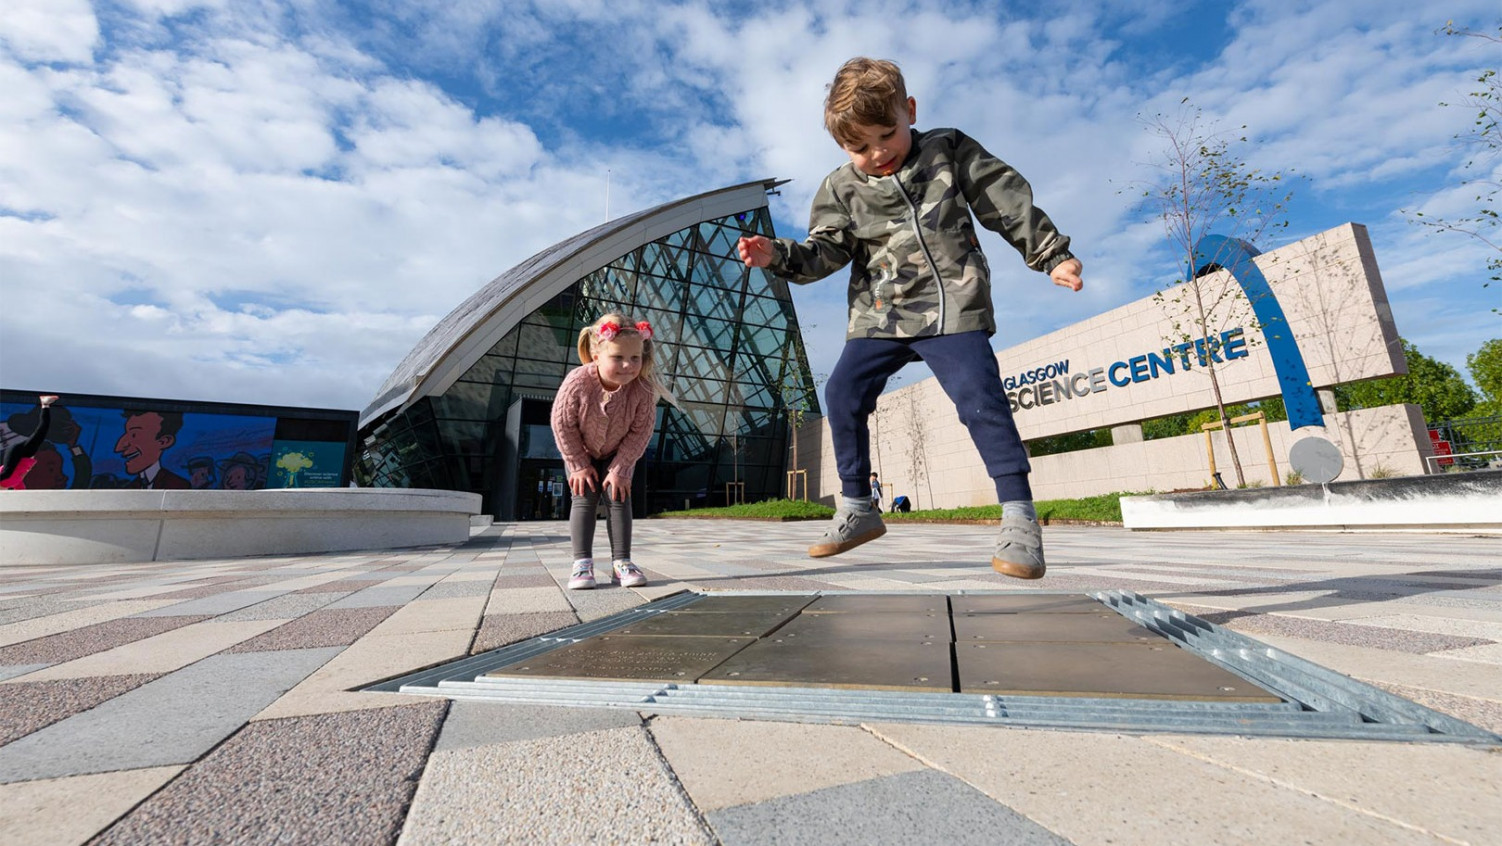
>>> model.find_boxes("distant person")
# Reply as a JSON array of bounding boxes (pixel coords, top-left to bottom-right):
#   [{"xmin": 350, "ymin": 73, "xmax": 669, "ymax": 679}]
[
  {"xmin": 869, "ymin": 471, "xmax": 883, "ymax": 511},
  {"xmin": 551, "ymin": 314, "xmax": 674, "ymax": 590},
  {"xmin": 1, "ymin": 394, "xmax": 58, "ymax": 490},
  {"xmin": 115, "ymin": 410, "xmax": 190, "ymax": 489},
  {"xmin": 737, "ymin": 58, "xmax": 1083, "ymax": 579}
]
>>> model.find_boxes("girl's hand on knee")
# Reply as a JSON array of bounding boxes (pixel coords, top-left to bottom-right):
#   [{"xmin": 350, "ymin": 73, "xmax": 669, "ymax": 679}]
[
  {"xmin": 603, "ymin": 471, "xmax": 628, "ymax": 501},
  {"xmin": 568, "ymin": 467, "xmax": 598, "ymax": 496}
]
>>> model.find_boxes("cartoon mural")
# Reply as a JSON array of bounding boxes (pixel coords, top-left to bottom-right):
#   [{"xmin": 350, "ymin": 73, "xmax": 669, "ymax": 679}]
[{"xmin": 0, "ymin": 394, "xmax": 353, "ymax": 491}]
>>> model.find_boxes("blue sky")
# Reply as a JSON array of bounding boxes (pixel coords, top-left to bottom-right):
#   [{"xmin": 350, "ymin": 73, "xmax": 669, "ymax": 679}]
[{"xmin": 1, "ymin": 0, "xmax": 1498, "ymax": 415}]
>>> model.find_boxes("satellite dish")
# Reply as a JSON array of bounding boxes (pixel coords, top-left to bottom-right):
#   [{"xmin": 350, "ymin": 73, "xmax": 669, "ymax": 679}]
[{"xmin": 1289, "ymin": 436, "xmax": 1343, "ymax": 484}]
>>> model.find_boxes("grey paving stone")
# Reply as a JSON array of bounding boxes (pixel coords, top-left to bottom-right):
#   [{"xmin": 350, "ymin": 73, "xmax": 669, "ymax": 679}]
[
  {"xmin": 0, "ymin": 647, "xmax": 341, "ymax": 783},
  {"xmin": 0, "ymin": 597, "xmax": 109, "ymax": 626},
  {"xmin": 0, "ymin": 615, "xmax": 210, "ymax": 665},
  {"xmin": 489, "ymin": 573, "xmax": 557, "ymax": 589},
  {"xmin": 225, "ymin": 607, "xmax": 400, "ymax": 653},
  {"xmin": 92, "ymin": 701, "xmax": 447, "ymax": 846},
  {"xmin": 0, "ymin": 664, "xmax": 49, "ymax": 682},
  {"xmin": 707, "ymin": 768, "xmax": 1074, "ymax": 846},
  {"xmin": 1174, "ymin": 605, "xmax": 1492, "ymax": 654},
  {"xmin": 0, "ymin": 673, "xmax": 158, "ymax": 746},
  {"xmin": 133, "ymin": 590, "xmax": 288, "ymax": 618},
  {"xmin": 327, "ymin": 583, "xmax": 431, "ymax": 608},
  {"xmin": 419, "ymin": 579, "xmax": 493, "ymax": 600},
  {"xmin": 216, "ymin": 592, "xmax": 347, "ymax": 622},
  {"xmin": 472, "ymin": 611, "xmax": 579, "ymax": 654},
  {"xmin": 435, "ymin": 701, "xmax": 642, "ymax": 751}
]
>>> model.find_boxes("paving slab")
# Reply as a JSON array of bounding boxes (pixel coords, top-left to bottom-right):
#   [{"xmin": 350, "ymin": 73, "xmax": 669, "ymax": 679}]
[
  {"xmin": 18, "ymin": 619, "xmax": 287, "ymax": 680},
  {"xmin": 650, "ymin": 716, "xmax": 926, "ymax": 812},
  {"xmin": 252, "ymin": 629, "xmax": 468, "ymax": 719},
  {"xmin": 0, "ymin": 766, "xmax": 183, "ymax": 846},
  {"xmin": 92, "ymin": 703, "xmax": 446, "ymax": 846},
  {"xmin": 705, "ymin": 769, "xmax": 1073, "ymax": 846},
  {"xmin": 0, "ymin": 600, "xmax": 179, "ymax": 647},
  {"xmin": 397, "ymin": 725, "xmax": 713, "ymax": 846},
  {"xmin": 0, "ymin": 648, "xmax": 339, "ymax": 783},
  {"xmin": 867, "ymin": 723, "xmax": 1457, "ymax": 846},
  {"xmin": 1147, "ymin": 735, "xmax": 1502, "ymax": 843},
  {"xmin": 434, "ymin": 701, "xmax": 643, "ymax": 750}
]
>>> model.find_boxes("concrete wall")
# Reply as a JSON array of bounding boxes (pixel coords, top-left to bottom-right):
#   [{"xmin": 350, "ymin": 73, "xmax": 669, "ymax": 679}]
[
  {"xmin": 791, "ymin": 224, "xmax": 1428, "ymax": 507},
  {"xmin": 0, "ymin": 488, "xmax": 481, "ymax": 565},
  {"xmin": 1121, "ymin": 470, "xmax": 1502, "ymax": 532}
]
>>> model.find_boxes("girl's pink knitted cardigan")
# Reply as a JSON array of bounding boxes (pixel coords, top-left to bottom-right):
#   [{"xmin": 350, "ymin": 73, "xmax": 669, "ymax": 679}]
[{"xmin": 549, "ymin": 362, "xmax": 658, "ymax": 482}]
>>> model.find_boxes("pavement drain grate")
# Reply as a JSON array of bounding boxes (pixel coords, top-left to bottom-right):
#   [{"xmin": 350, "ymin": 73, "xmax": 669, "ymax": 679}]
[{"xmin": 368, "ymin": 589, "xmax": 1501, "ymax": 743}]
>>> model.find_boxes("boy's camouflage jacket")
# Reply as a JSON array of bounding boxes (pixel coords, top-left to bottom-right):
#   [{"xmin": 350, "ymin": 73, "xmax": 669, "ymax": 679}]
[{"xmin": 768, "ymin": 127, "xmax": 1074, "ymax": 340}]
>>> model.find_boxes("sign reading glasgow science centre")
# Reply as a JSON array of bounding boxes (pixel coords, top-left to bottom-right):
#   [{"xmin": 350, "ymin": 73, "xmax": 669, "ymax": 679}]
[{"xmin": 1006, "ymin": 328, "xmax": 1249, "ymax": 413}]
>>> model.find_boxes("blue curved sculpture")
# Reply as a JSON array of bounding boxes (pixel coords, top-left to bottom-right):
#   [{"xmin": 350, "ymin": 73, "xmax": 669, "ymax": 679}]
[{"xmin": 1190, "ymin": 235, "xmax": 1324, "ymax": 431}]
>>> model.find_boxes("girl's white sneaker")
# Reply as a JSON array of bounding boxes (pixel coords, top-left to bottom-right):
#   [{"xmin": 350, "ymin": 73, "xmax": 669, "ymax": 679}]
[{"xmin": 568, "ymin": 559, "xmax": 597, "ymax": 590}]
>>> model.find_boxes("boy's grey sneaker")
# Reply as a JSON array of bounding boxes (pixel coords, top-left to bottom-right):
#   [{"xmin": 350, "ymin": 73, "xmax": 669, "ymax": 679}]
[
  {"xmin": 808, "ymin": 507, "xmax": 887, "ymax": 558},
  {"xmin": 991, "ymin": 515, "xmax": 1045, "ymax": 579}
]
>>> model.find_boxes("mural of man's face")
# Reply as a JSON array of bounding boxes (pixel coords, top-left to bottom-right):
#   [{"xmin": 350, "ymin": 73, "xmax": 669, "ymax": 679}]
[
  {"xmin": 115, "ymin": 413, "xmax": 174, "ymax": 475},
  {"xmin": 190, "ymin": 466, "xmax": 215, "ymax": 488}
]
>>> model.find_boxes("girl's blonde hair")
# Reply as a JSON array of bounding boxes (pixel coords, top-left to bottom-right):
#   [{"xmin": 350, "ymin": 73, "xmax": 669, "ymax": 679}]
[{"xmin": 576, "ymin": 313, "xmax": 677, "ymax": 405}]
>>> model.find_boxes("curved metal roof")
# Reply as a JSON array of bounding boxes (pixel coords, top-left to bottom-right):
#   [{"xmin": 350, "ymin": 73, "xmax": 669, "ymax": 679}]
[{"xmin": 362, "ymin": 178, "xmax": 784, "ymax": 426}]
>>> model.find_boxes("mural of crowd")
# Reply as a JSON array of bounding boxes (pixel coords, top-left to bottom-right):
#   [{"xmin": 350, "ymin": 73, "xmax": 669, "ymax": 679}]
[{"xmin": 0, "ymin": 396, "xmax": 346, "ymax": 491}]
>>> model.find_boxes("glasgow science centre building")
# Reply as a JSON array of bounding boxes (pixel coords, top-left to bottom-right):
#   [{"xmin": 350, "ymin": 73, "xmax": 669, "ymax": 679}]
[{"xmin": 356, "ymin": 179, "xmax": 818, "ymax": 521}]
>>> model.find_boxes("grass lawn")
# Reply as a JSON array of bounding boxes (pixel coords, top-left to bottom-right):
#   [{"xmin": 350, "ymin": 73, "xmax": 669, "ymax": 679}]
[{"xmin": 651, "ymin": 492, "xmax": 1149, "ymax": 523}]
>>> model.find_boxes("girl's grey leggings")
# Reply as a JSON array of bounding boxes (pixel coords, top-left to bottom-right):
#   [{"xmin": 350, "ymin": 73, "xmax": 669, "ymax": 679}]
[{"xmin": 569, "ymin": 456, "xmax": 632, "ymax": 561}]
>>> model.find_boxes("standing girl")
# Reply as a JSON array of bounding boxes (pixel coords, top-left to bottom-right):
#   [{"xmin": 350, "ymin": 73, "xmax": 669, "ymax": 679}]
[{"xmin": 551, "ymin": 314, "xmax": 674, "ymax": 590}]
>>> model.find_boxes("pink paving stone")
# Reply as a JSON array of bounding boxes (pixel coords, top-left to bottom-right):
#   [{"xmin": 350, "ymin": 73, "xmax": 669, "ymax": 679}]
[
  {"xmin": 0, "ymin": 616, "xmax": 212, "ymax": 666},
  {"xmin": 471, "ymin": 611, "xmax": 579, "ymax": 654},
  {"xmin": 90, "ymin": 702, "xmax": 448, "ymax": 846},
  {"xmin": 0, "ymin": 673, "xmax": 158, "ymax": 746},
  {"xmin": 224, "ymin": 607, "xmax": 400, "ymax": 653}
]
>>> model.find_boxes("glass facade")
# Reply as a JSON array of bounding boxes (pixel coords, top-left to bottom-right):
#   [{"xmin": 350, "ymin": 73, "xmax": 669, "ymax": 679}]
[{"xmin": 356, "ymin": 202, "xmax": 819, "ymax": 519}]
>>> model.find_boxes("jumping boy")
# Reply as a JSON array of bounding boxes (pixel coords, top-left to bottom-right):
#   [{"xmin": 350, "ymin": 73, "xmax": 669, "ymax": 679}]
[{"xmin": 737, "ymin": 57, "xmax": 1083, "ymax": 579}]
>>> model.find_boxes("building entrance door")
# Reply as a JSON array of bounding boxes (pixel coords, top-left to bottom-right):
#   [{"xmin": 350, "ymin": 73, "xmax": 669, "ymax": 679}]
[{"xmin": 518, "ymin": 461, "xmax": 568, "ymax": 520}]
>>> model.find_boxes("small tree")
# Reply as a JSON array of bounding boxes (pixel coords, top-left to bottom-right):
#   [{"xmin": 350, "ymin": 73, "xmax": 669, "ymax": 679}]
[
  {"xmin": 1139, "ymin": 102, "xmax": 1295, "ymax": 487},
  {"xmin": 778, "ymin": 330, "xmax": 821, "ymax": 497},
  {"xmin": 903, "ymin": 387, "xmax": 934, "ymax": 508},
  {"xmin": 1411, "ymin": 24, "xmax": 1500, "ymax": 314},
  {"xmin": 1469, "ymin": 337, "xmax": 1502, "ymax": 412}
]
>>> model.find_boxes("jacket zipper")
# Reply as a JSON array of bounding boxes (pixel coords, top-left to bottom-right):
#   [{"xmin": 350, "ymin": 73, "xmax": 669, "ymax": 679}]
[{"xmin": 893, "ymin": 174, "xmax": 946, "ymax": 333}]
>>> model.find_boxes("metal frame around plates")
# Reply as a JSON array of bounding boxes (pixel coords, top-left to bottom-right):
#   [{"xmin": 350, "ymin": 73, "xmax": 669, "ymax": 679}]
[{"xmin": 366, "ymin": 589, "xmax": 1500, "ymax": 743}]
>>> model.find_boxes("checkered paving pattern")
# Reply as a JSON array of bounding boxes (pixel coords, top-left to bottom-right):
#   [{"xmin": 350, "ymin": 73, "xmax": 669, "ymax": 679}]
[{"xmin": 1, "ymin": 520, "xmax": 1499, "ymax": 845}]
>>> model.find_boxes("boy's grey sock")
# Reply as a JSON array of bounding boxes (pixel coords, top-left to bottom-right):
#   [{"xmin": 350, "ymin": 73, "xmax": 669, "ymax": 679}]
[
  {"xmin": 1001, "ymin": 500, "xmax": 1037, "ymax": 522},
  {"xmin": 843, "ymin": 495, "xmax": 875, "ymax": 514}
]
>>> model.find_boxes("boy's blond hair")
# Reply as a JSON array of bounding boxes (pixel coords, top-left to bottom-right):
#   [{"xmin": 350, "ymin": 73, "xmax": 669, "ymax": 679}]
[{"xmin": 823, "ymin": 57, "xmax": 908, "ymax": 148}]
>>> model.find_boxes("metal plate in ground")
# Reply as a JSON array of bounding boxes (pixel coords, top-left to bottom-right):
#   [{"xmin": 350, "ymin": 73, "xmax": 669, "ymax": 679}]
[
  {"xmin": 676, "ymin": 595, "xmax": 817, "ymax": 615},
  {"xmin": 951, "ymin": 594, "xmax": 1108, "ymax": 615},
  {"xmin": 771, "ymin": 611, "xmax": 951, "ymax": 643},
  {"xmin": 611, "ymin": 610, "xmax": 798, "ymax": 638},
  {"xmin": 803, "ymin": 594, "xmax": 949, "ymax": 615},
  {"xmin": 955, "ymin": 641, "xmax": 1281, "ymax": 701},
  {"xmin": 486, "ymin": 635, "xmax": 753, "ymax": 683},
  {"xmin": 700, "ymin": 637, "xmax": 953, "ymax": 692},
  {"xmin": 953, "ymin": 612, "xmax": 1161, "ymax": 644}
]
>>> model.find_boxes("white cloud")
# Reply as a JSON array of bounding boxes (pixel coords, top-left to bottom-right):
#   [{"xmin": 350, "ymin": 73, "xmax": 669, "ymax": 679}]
[
  {"xmin": 1, "ymin": 0, "xmax": 1497, "ymax": 417},
  {"xmin": 0, "ymin": 0, "xmax": 98, "ymax": 64}
]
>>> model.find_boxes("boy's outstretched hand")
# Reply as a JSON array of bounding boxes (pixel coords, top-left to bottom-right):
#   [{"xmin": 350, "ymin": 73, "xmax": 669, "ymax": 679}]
[
  {"xmin": 1050, "ymin": 258, "xmax": 1083, "ymax": 292},
  {"xmin": 737, "ymin": 236, "xmax": 773, "ymax": 268}
]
